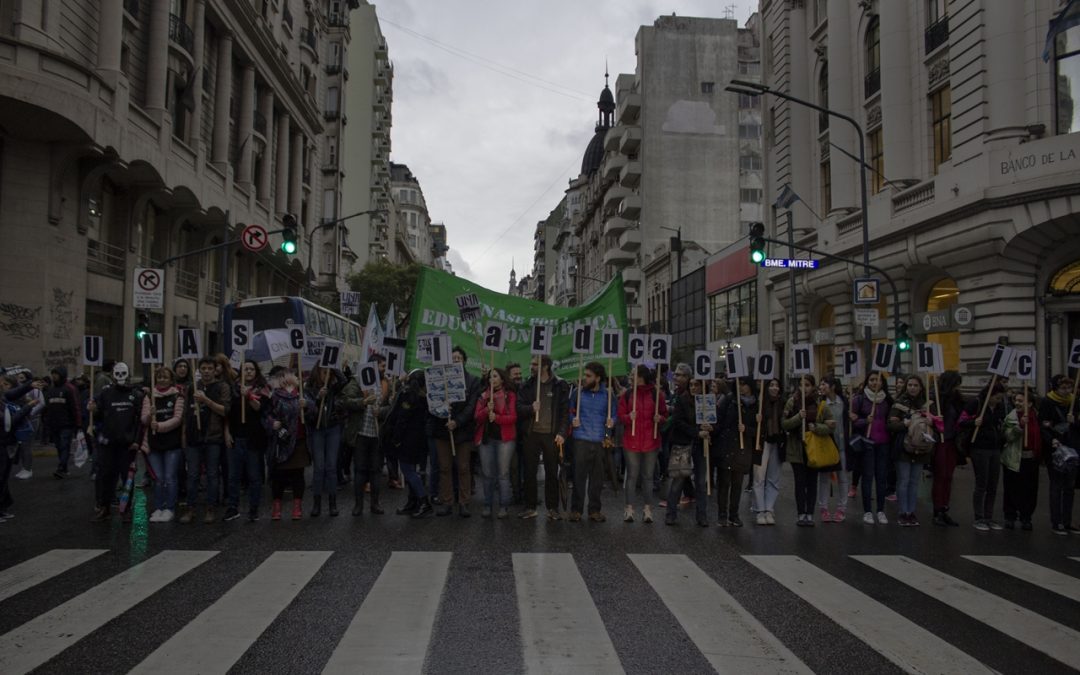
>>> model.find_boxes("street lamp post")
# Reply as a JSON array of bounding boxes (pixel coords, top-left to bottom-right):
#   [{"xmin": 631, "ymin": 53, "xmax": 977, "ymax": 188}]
[{"xmin": 726, "ymin": 79, "xmax": 878, "ymax": 363}]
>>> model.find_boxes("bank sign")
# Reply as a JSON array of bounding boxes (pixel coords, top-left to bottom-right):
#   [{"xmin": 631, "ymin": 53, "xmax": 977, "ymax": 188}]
[
  {"xmin": 760, "ymin": 258, "xmax": 819, "ymax": 269},
  {"xmin": 912, "ymin": 305, "xmax": 975, "ymax": 335}
]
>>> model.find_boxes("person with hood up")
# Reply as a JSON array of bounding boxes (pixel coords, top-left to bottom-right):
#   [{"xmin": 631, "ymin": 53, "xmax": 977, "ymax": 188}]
[
  {"xmin": 265, "ymin": 371, "xmax": 311, "ymax": 520},
  {"xmin": 140, "ymin": 365, "xmax": 185, "ymax": 522},
  {"xmin": 87, "ymin": 362, "xmax": 143, "ymax": 522},
  {"xmin": 617, "ymin": 365, "xmax": 668, "ymax": 524},
  {"xmin": 43, "ymin": 365, "xmax": 83, "ymax": 479},
  {"xmin": 386, "ymin": 370, "xmax": 433, "ymax": 517}
]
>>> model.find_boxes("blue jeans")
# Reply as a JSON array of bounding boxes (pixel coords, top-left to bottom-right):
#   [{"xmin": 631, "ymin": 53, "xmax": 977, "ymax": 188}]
[
  {"xmin": 227, "ymin": 438, "xmax": 264, "ymax": 512},
  {"xmin": 185, "ymin": 443, "xmax": 221, "ymax": 507},
  {"xmin": 401, "ymin": 460, "xmax": 427, "ymax": 499},
  {"xmin": 308, "ymin": 424, "xmax": 341, "ymax": 497},
  {"xmin": 895, "ymin": 460, "xmax": 921, "ymax": 514},
  {"xmin": 147, "ymin": 449, "xmax": 181, "ymax": 511},
  {"xmin": 860, "ymin": 442, "xmax": 890, "ymax": 513},
  {"xmin": 54, "ymin": 428, "xmax": 73, "ymax": 472},
  {"xmin": 479, "ymin": 440, "xmax": 515, "ymax": 508},
  {"xmin": 753, "ymin": 442, "xmax": 783, "ymax": 513},
  {"xmin": 666, "ymin": 444, "xmax": 708, "ymax": 523}
]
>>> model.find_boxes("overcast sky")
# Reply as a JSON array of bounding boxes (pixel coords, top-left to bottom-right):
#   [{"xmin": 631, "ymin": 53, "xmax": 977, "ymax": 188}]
[{"xmin": 376, "ymin": 0, "xmax": 759, "ymax": 292}]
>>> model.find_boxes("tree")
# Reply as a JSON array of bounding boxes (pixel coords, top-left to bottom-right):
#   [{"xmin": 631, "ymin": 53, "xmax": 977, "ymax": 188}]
[{"xmin": 346, "ymin": 260, "xmax": 421, "ymax": 330}]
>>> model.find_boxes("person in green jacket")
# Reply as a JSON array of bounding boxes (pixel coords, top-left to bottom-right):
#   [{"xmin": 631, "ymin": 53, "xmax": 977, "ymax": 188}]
[{"xmin": 782, "ymin": 374, "xmax": 834, "ymax": 526}]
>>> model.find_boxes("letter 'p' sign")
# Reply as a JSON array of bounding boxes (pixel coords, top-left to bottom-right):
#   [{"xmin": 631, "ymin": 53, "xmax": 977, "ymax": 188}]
[
  {"xmin": 628, "ymin": 334, "xmax": 648, "ymax": 364},
  {"xmin": 841, "ymin": 349, "xmax": 861, "ymax": 381},
  {"xmin": 287, "ymin": 326, "xmax": 306, "ymax": 353},
  {"xmin": 83, "ymin": 335, "xmax": 103, "ymax": 367},
  {"xmin": 692, "ymin": 351, "xmax": 714, "ymax": 380},
  {"xmin": 320, "ymin": 341, "xmax": 342, "ymax": 369}
]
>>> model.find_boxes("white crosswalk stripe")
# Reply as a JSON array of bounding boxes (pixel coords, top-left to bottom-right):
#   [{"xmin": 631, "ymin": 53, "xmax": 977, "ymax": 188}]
[
  {"xmin": 0, "ymin": 549, "xmax": 106, "ymax": 603},
  {"xmin": 630, "ymin": 553, "xmax": 810, "ymax": 674},
  {"xmin": 963, "ymin": 555, "xmax": 1080, "ymax": 603},
  {"xmin": 745, "ymin": 555, "xmax": 995, "ymax": 675},
  {"xmin": 322, "ymin": 551, "xmax": 452, "ymax": 675},
  {"xmin": 853, "ymin": 555, "xmax": 1080, "ymax": 670},
  {"xmin": 0, "ymin": 550, "xmax": 218, "ymax": 675},
  {"xmin": 130, "ymin": 551, "xmax": 332, "ymax": 675},
  {"xmin": 513, "ymin": 552, "xmax": 623, "ymax": 674}
]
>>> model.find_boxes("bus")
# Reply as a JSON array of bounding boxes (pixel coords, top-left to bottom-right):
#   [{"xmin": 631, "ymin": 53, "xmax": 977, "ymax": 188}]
[{"xmin": 222, "ymin": 296, "xmax": 364, "ymax": 373}]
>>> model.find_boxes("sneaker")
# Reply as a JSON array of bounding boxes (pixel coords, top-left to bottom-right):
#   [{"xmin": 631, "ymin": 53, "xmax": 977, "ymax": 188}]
[
  {"xmin": 756, "ymin": 512, "xmax": 767, "ymax": 526},
  {"xmin": 14, "ymin": 469, "xmax": 31, "ymax": 480},
  {"xmin": 834, "ymin": 509, "xmax": 846, "ymax": 523},
  {"xmin": 520, "ymin": 509, "xmax": 538, "ymax": 520},
  {"xmin": 0, "ymin": 511, "xmax": 12, "ymax": 521},
  {"xmin": 909, "ymin": 514, "xmax": 920, "ymax": 527},
  {"xmin": 589, "ymin": 512, "xmax": 607, "ymax": 523},
  {"xmin": 765, "ymin": 511, "xmax": 775, "ymax": 525},
  {"xmin": 679, "ymin": 496, "xmax": 691, "ymax": 508},
  {"xmin": 569, "ymin": 511, "xmax": 582, "ymax": 522},
  {"xmin": 203, "ymin": 507, "xmax": 217, "ymax": 524},
  {"xmin": 847, "ymin": 487, "xmax": 857, "ymax": 499},
  {"xmin": 717, "ymin": 514, "xmax": 730, "ymax": 527},
  {"xmin": 933, "ymin": 512, "xmax": 949, "ymax": 527},
  {"xmin": 481, "ymin": 507, "xmax": 493, "ymax": 519},
  {"xmin": 863, "ymin": 511, "xmax": 875, "ymax": 524},
  {"xmin": 148, "ymin": 509, "xmax": 163, "ymax": 523},
  {"xmin": 53, "ymin": 469, "xmax": 67, "ymax": 479},
  {"xmin": 1052, "ymin": 524, "xmax": 1068, "ymax": 536},
  {"xmin": 546, "ymin": 509, "xmax": 561, "ymax": 521},
  {"xmin": 160, "ymin": 509, "xmax": 174, "ymax": 522},
  {"xmin": 820, "ymin": 508, "xmax": 833, "ymax": 523},
  {"xmin": 658, "ymin": 499, "xmax": 668, "ymax": 508},
  {"xmin": 885, "ymin": 493, "xmax": 897, "ymax": 502},
  {"xmin": 729, "ymin": 515, "xmax": 743, "ymax": 528},
  {"xmin": 876, "ymin": 511, "xmax": 888, "ymax": 525},
  {"xmin": 1067, "ymin": 526, "xmax": 1080, "ymax": 534},
  {"xmin": 91, "ymin": 506, "xmax": 109, "ymax": 522},
  {"xmin": 642, "ymin": 505, "xmax": 653, "ymax": 524},
  {"xmin": 988, "ymin": 521, "xmax": 1004, "ymax": 531},
  {"xmin": 223, "ymin": 507, "xmax": 241, "ymax": 522},
  {"xmin": 179, "ymin": 507, "xmax": 195, "ymax": 524},
  {"xmin": 974, "ymin": 520, "xmax": 991, "ymax": 531},
  {"xmin": 623, "ymin": 505, "xmax": 635, "ymax": 523},
  {"xmin": 497, "ymin": 507, "xmax": 508, "ymax": 519}
]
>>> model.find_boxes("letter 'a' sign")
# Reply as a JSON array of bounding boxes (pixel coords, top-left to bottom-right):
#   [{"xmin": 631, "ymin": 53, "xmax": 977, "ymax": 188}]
[
  {"xmin": 1069, "ymin": 339, "xmax": 1080, "ymax": 370},
  {"xmin": 483, "ymin": 321, "xmax": 507, "ymax": 352},
  {"xmin": 791, "ymin": 343, "xmax": 814, "ymax": 375},
  {"xmin": 530, "ymin": 324, "xmax": 552, "ymax": 356},
  {"xmin": 627, "ymin": 334, "xmax": 648, "ymax": 364},
  {"xmin": 725, "ymin": 347, "xmax": 750, "ymax": 378},
  {"xmin": 141, "ymin": 333, "xmax": 163, "ymax": 364},
  {"xmin": 320, "ymin": 340, "xmax": 343, "ymax": 369},
  {"xmin": 83, "ymin": 336, "xmax": 103, "ymax": 367},
  {"xmin": 841, "ymin": 349, "xmax": 861, "ymax": 381},
  {"xmin": 755, "ymin": 350, "xmax": 778, "ymax": 381},
  {"xmin": 287, "ymin": 326, "xmax": 306, "ymax": 353},
  {"xmin": 693, "ymin": 350, "xmax": 714, "ymax": 380},
  {"xmin": 872, "ymin": 342, "xmax": 896, "ymax": 373},
  {"xmin": 232, "ymin": 320, "xmax": 253, "ymax": 350},
  {"xmin": 1014, "ymin": 348, "xmax": 1036, "ymax": 382},
  {"xmin": 572, "ymin": 323, "xmax": 594, "ymax": 355},
  {"xmin": 357, "ymin": 363, "xmax": 380, "ymax": 394},
  {"xmin": 987, "ymin": 344, "xmax": 1015, "ymax": 377},
  {"xmin": 650, "ymin": 334, "xmax": 672, "ymax": 364},
  {"xmin": 178, "ymin": 328, "xmax": 202, "ymax": 360},
  {"xmin": 600, "ymin": 329, "xmax": 623, "ymax": 359}
]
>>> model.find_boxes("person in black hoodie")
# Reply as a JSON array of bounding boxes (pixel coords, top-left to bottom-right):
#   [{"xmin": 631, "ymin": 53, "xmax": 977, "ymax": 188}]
[
  {"xmin": 428, "ymin": 347, "xmax": 481, "ymax": 518},
  {"xmin": 87, "ymin": 362, "xmax": 144, "ymax": 522},
  {"xmin": 665, "ymin": 364, "xmax": 710, "ymax": 527},
  {"xmin": 715, "ymin": 379, "xmax": 758, "ymax": 527},
  {"xmin": 962, "ymin": 379, "xmax": 1007, "ymax": 531},
  {"xmin": 1, "ymin": 374, "xmax": 38, "ymax": 520},
  {"xmin": 224, "ymin": 360, "xmax": 270, "ymax": 522},
  {"xmin": 387, "ymin": 370, "xmax": 433, "ymax": 517},
  {"xmin": 43, "ymin": 365, "xmax": 83, "ymax": 478},
  {"xmin": 515, "ymin": 355, "xmax": 570, "ymax": 520},
  {"xmin": 1040, "ymin": 374, "xmax": 1080, "ymax": 534}
]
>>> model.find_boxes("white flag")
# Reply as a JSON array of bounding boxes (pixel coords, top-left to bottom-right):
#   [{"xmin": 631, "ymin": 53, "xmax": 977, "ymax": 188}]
[
  {"xmin": 384, "ymin": 304, "xmax": 398, "ymax": 339},
  {"xmin": 359, "ymin": 303, "xmax": 384, "ymax": 359}
]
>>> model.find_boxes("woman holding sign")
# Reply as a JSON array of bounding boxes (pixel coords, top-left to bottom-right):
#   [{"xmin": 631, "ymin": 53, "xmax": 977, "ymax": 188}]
[
  {"xmin": 304, "ymin": 365, "xmax": 347, "ymax": 517},
  {"xmin": 224, "ymin": 360, "xmax": 270, "ymax": 523},
  {"xmin": 753, "ymin": 378, "xmax": 785, "ymax": 526},
  {"xmin": 617, "ymin": 365, "xmax": 668, "ymax": 524},
  {"xmin": 781, "ymin": 374, "xmax": 833, "ymax": 526},
  {"xmin": 474, "ymin": 368, "xmax": 518, "ymax": 519},
  {"xmin": 931, "ymin": 371, "xmax": 965, "ymax": 527},
  {"xmin": 816, "ymin": 376, "xmax": 850, "ymax": 524},
  {"xmin": 960, "ymin": 379, "xmax": 1007, "ymax": 531},
  {"xmin": 715, "ymin": 379, "xmax": 757, "ymax": 527},
  {"xmin": 1002, "ymin": 391, "xmax": 1041, "ymax": 530},
  {"xmin": 850, "ymin": 373, "xmax": 893, "ymax": 525},
  {"xmin": 1039, "ymin": 374, "xmax": 1079, "ymax": 535}
]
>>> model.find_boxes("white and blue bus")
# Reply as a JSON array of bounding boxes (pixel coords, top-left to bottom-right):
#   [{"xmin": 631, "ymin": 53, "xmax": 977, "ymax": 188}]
[{"xmin": 223, "ymin": 296, "xmax": 364, "ymax": 372}]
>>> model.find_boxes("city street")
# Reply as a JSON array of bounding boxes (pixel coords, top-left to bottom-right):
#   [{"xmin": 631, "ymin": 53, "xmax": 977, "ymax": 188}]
[{"xmin": 1, "ymin": 461, "xmax": 1078, "ymax": 674}]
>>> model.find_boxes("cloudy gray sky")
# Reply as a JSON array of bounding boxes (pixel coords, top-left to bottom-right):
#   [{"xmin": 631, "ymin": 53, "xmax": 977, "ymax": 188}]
[{"xmin": 376, "ymin": 0, "xmax": 759, "ymax": 292}]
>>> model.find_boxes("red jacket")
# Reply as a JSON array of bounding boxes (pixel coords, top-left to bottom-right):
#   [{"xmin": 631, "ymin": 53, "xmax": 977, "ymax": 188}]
[
  {"xmin": 474, "ymin": 388, "xmax": 518, "ymax": 444},
  {"xmin": 617, "ymin": 384, "xmax": 668, "ymax": 453}
]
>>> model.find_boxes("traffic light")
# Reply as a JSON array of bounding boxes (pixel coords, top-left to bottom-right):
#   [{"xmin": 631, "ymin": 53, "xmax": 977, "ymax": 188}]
[
  {"xmin": 748, "ymin": 222, "xmax": 766, "ymax": 264},
  {"xmin": 896, "ymin": 322, "xmax": 911, "ymax": 351},
  {"xmin": 281, "ymin": 214, "xmax": 298, "ymax": 255},
  {"xmin": 135, "ymin": 312, "xmax": 149, "ymax": 340}
]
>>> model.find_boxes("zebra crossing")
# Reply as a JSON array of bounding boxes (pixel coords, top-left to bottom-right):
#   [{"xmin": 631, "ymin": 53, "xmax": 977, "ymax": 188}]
[{"xmin": 1, "ymin": 548, "xmax": 1079, "ymax": 674}]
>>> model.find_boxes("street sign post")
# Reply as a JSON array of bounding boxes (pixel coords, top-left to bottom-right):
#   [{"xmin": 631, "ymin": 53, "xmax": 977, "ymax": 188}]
[
  {"xmin": 133, "ymin": 267, "xmax": 164, "ymax": 310},
  {"xmin": 760, "ymin": 258, "xmax": 819, "ymax": 269},
  {"xmin": 241, "ymin": 224, "xmax": 268, "ymax": 253},
  {"xmin": 853, "ymin": 277, "xmax": 880, "ymax": 305}
]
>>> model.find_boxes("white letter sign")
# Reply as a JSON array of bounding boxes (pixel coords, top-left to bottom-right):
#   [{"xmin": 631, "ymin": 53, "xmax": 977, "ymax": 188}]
[
  {"xmin": 178, "ymin": 328, "xmax": 202, "ymax": 360},
  {"xmin": 628, "ymin": 334, "xmax": 648, "ymax": 364},
  {"xmin": 572, "ymin": 323, "xmax": 594, "ymax": 355},
  {"xmin": 987, "ymin": 344, "xmax": 1015, "ymax": 377},
  {"xmin": 1013, "ymin": 348, "xmax": 1036, "ymax": 382},
  {"xmin": 650, "ymin": 334, "xmax": 672, "ymax": 364},
  {"xmin": 692, "ymin": 350, "xmax": 714, "ymax": 380},
  {"xmin": 141, "ymin": 333, "xmax": 163, "ymax": 364},
  {"xmin": 82, "ymin": 336, "xmax": 103, "ymax": 367},
  {"xmin": 755, "ymin": 350, "xmax": 778, "ymax": 381},
  {"xmin": 791, "ymin": 343, "xmax": 814, "ymax": 375},
  {"xmin": 483, "ymin": 321, "xmax": 507, "ymax": 352},
  {"xmin": 600, "ymin": 329, "xmax": 623, "ymax": 359},
  {"xmin": 530, "ymin": 324, "xmax": 552, "ymax": 356}
]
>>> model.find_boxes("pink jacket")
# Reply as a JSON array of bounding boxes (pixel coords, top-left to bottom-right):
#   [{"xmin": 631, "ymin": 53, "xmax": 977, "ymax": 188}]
[{"xmin": 474, "ymin": 388, "xmax": 518, "ymax": 444}]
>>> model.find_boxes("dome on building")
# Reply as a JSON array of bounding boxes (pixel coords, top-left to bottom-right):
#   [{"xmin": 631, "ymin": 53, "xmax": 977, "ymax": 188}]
[
  {"xmin": 581, "ymin": 126, "xmax": 607, "ymax": 176},
  {"xmin": 598, "ymin": 84, "xmax": 615, "ymax": 112}
]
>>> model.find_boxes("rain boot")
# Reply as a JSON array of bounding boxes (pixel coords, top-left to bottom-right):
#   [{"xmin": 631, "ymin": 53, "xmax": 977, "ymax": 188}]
[
  {"xmin": 310, "ymin": 495, "xmax": 321, "ymax": 517},
  {"xmin": 328, "ymin": 494, "xmax": 339, "ymax": 517}
]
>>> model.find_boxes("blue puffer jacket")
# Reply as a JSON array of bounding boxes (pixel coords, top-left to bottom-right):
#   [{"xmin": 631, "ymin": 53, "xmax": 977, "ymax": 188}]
[{"xmin": 570, "ymin": 385, "xmax": 609, "ymax": 443}]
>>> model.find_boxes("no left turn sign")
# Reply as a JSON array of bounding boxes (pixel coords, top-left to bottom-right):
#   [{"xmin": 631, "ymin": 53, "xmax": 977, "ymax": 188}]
[{"xmin": 241, "ymin": 224, "xmax": 268, "ymax": 253}]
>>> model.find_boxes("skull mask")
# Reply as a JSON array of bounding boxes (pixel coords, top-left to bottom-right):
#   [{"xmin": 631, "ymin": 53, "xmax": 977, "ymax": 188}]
[{"xmin": 112, "ymin": 362, "xmax": 130, "ymax": 386}]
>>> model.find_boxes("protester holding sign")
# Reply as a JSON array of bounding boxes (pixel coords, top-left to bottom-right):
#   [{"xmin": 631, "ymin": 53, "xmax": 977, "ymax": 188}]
[
  {"xmin": 568, "ymin": 362, "xmax": 612, "ymax": 523},
  {"xmin": 664, "ymin": 364, "xmax": 709, "ymax": 527},
  {"xmin": 429, "ymin": 347, "xmax": 481, "ymax": 517},
  {"xmin": 850, "ymin": 373, "xmax": 893, "ymax": 525},
  {"xmin": 781, "ymin": 374, "xmax": 833, "ymax": 527},
  {"xmin": 386, "ymin": 369, "xmax": 433, "ymax": 517},
  {"xmin": 264, "ymin": 372, "xmax": 310, "ymax": 521},
  {"xmin": 816, "ymin": 376, "xmax": 850, "ymax": 524},
  {"xmin": 139, "ymin": 366, "xmax": 185, "ymax": 523},
  {"xmin": 341, "ymin": 357, "xmax": 389, "ymax": 516},
  {"xmin": 1002, "ymin": 391, "xmax": 1041, "ymax": 530},
  {"xmin": 1039, "ymin": 374, "xmax": 1079, "ymax": 535},
  {"xmin": 887, "ymin": 375, "xmax": 936, "ymax": 527},
  {"xmin": 715, "ymin": 379, "xmax": 757, "ymax": 528},
  {"xmin": 87, "ymin": 362, "xmax": 143, "ymax": 523},
  {"xmin": 0, "ymin": 375, "xmax": 39, "ymax": 520},
  {"xmin": 516, "ymin": 355, "xmax": 570, "ymax": 520},
  {"xmin": 616, "ymin": 365, "xmax": 667, "ymax": 524},
  {"xmin": 474, "ymin": 368, "xmax": 518, "ymax": 519},
  {"xmin": 753, "ymin": 378, "xmax": 785, "ymax": 526},
  {"xmin": 931, "ymin": 371, "xmax": 965, "ymax": 527},
  {"xmin": 224, "ymin": 360, "xmax": 270, "ymax": 523},
  {"xmin": 960, "ymin": 379, "xmax": 1007, "ymax": 531},
  {"xmin": 182, "ymin": 357, "xmax": 231, "ymax": 524},
  {"xmin": 304, "ymin": 365, "xmax": 347, "ymax": 517}
]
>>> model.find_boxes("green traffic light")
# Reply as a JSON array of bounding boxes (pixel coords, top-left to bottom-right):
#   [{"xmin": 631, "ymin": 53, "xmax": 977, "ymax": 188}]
[
  {"xmin": 898, "ymin": 339, "xmax": 911, "ymax": 351},
  {"xmin": 281, "ymin": 240, "xmax": 297, "ymax": 254},
  {"xmin": 750, "ymin": 249, "xmax": 766, "ymax": 264}
]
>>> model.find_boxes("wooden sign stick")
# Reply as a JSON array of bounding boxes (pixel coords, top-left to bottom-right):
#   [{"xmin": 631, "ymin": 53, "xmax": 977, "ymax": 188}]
[
  {"xmin": 653, "ymin": 370, "xmax": 661, "ymax": 439},
  {"xmin": 932, "ymin": 374, "xmax": 942, "ymax": 442},
  {"xmin": 87, "ymin": 366, "xmax": 95, "ymax": 434},
  {"xmin": 1022, "ymin": 381, "xmax": 1029, "ymax": 448},
  {"xmin": 606, "ymin": 358, "xmax": 613, "ymax": 424},
  {"xmin": 755, "ymin": 380, "xmax": 765, "ymax": 451},
  {"xmin": 801, "ymin": 380, "xmax": 807, "ymax": 436},
  {"xmin": 576, "ymin": 354, "xmax": 584, "ymax": 415},
  {"xmin": 736, "ymin": 377, "xmax": 745, "ymax": 449},
  {"xmin": 192, "ymin": 358, "xmax": 202, "ymax": 431},
  {"xmin": 701, "ymin": 378, "xmax": 711, "ymax": 496},
  {"xmin": 316, "ymin": 368, "xmax": 328, "ymax": 429},
  {"xmin": 971, "ymin": 374, "xmax": 998, "ymax": 443},
  {"xmin": 150, "ymin": 365, "xmax": 156, "ymax": 436},
  {"xmin": 631, "ymin": 365, "xmax": 639, "ymax": 436},
  {"xmin": 535, "ymin": 355, "xmax": 542, "ymax": 423}
]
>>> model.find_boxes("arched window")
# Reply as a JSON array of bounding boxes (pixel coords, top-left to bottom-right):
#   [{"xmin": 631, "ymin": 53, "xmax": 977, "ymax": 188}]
[
  {"xmin": 818, "ymin": 64, "xmax": 829, "ymax": 132},
  {"xmin": 813, "ymin": 303, "xmax": 835, "ymax": 379},
  {"xmin": 926, "ymin": 277, "xmax": 960, "ymax": 371},
  {"xmin": 865, "ymin": 17, "xmax": 880, "ymax": 98},
  {"xmin": 1050, "ymin": 260, "xmax": 1080, "ymax": 295}
]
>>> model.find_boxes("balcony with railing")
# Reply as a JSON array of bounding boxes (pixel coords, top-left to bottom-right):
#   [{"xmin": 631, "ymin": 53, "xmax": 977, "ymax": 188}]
[
  {"xmin": 281, "ymin": 5, "xmax": 294, "ymax": 33},
  {"xmin": 299, "ymin": 27, "xmax": 317, "ymax": 56},
  {"xmin": 206, "ymin": 281, "xmax": 222, "ymax": 306},
  {"xmin": 864, "ymin": 68, "xmax": 880, "ymax": 99},
  {"xmin": 325, "ymin": 61, "xmax": 342, "ymax": 75},
  {"xmin": 168, "ymin": 13, "xmax": 194, "ymax": 54},
  {"xmin": 176, "ymin": 268, "xmax": 199, "ymax": 299},
  {"xmin": 925, "ymin": 16, "xmax": 949, "ymax": 54},
  {"xmin": 87, "ymin": 240, "xmax": 125, "ymax": 278},
  {"xmin": 327, "ymin": 12, "xmax": 348, "ymax": 28}
]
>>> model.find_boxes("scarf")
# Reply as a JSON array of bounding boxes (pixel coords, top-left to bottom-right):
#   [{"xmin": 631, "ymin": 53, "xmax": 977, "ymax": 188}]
[
  {"xmin": 1048, "ymin": 390, "xmax": 1074, "ymax": 406},
  {"xmin": 863, "ymin": 388, "xmax": 886, "ymax": 404},
  {"xmin": 740, "ymin": 394, "xmax": 756, "ymax": 408}
]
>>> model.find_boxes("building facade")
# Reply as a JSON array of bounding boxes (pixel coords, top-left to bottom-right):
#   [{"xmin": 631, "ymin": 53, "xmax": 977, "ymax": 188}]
[
  {"xmin": 0, "ymin": 0, "xmax": 361, "ymax": 373},
  {"xmin": 429, "ymin": 222, "xmax": 453, "ymax": 273},
  {"xmin": 389, "ymin": 162, "xmax": 434, "ymax": 266},
  {"xmin": 760, "ymin": 0, "xmax": 1080, "ymax": 390}
]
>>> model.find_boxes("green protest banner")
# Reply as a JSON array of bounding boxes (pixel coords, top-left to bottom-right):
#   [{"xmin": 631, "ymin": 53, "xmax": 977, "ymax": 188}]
[{"xmin": 405, "ymin": 267, "xmax": 629, "ymax": 379}]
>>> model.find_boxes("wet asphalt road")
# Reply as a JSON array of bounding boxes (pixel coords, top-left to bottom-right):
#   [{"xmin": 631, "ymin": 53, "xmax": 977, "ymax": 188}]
[{"xmin": 1, "ymin": 458, "xmax": 1079, "ymax": 674}]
